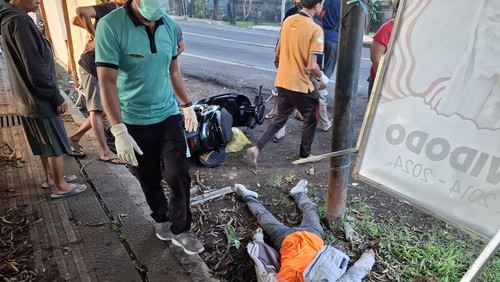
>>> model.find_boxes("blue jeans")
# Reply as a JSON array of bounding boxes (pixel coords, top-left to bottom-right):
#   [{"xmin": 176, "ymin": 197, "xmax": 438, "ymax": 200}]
[{"xmin": 245, "ymin": 192, "xmax": 323, "ymax": 249}]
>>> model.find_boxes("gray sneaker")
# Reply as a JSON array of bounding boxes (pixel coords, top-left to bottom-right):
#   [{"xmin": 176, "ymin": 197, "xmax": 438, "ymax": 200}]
[
  {"xmin": 232, "ymin": 184, "xmax": 258, "ymax": 201},
  {"xmin": 156, "ymin": 221, "xmax": 173, "ymax": 241},
  {"xmin": 290, "ymin": 179, "xmax": 308, "ymax": 196},
  {"xmin": 172, "ymin": 231, "xmax": 204, "ymax": 255}
]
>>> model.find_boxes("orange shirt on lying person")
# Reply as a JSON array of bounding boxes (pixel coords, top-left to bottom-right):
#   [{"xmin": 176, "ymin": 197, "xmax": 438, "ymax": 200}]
[
  {"xmin": 275, "ymin": 231, "xmax": 324, "ymax": 282},
  {"xmin": 275, "ymin": 12, "xmax": 324, "ymax": 94}
]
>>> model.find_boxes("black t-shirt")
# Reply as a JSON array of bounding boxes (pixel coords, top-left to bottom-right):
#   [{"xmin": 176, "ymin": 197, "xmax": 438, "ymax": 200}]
[
  {"xmin": 78, "ymin": 2, "xmax": 118, "ymax": 77},
  {"xmin": 284, "ymin": 6, "xmax": 300, "ymax": 20},
  {"xmin": 94, "ymin": 2, "xmax": 117, "ymax": 26}
]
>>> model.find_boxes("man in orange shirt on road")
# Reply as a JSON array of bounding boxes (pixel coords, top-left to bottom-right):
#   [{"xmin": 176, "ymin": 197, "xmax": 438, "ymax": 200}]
[{"xmin": 246, "ymin": 0, "xmax": 328, "ymax": 166}]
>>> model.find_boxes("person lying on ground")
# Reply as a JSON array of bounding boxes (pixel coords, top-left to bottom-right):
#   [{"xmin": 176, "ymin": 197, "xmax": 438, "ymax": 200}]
[{"xmin": 233, "ymin": 179, "xmax": 376, "ymax": 281}]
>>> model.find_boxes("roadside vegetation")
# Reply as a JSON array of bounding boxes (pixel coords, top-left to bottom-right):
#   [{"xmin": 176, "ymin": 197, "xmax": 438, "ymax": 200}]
[
  {"xmin": 315, "ymin": 199, "xmax": 500, "ymax": 281},
  {"xmin": 234, "ymin": 21, "xmax": 280, "ymax": 28}
]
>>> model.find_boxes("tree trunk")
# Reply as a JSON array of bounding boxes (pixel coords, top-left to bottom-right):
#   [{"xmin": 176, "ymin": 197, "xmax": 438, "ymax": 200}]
[
  {"xmin": 242, "ymin": 0, "xmax": 252, "ymax": 21},
  {"xmin": 213, "ymin": 0, "xmax": 219, "ymax": 20}
]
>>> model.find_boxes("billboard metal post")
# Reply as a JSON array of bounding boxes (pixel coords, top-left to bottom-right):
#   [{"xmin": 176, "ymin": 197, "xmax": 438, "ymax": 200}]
[
  {"xmin": 460, "ymin": 228, "xmax": 500, "ymax": 282},
  {"xmin": 325, "ymin": 0, "xmax": 365, "ymax": 228}
]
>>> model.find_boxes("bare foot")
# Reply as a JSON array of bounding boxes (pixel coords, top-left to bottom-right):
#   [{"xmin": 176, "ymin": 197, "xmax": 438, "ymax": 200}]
[
  {"xmin": 99, "ymin": 152, "xmax": 125, "ymax": 164},
  {"xmin": 42, "ymin": 175, "xmax": 78, "ymax": 188},
  {"xmin": 246, "ymin": 146, "xmax": 259, "ymax": 167},
  {"xmin": 265, "ymin": 111, "xmax": 277, "ymax": 119},
  {"xmin": 69, "ymin": 138, "xmax": 79, "ymax": 151},
  {"xmin": 294, "ymin": 111, "xmax": 304, "ymax": 121}
]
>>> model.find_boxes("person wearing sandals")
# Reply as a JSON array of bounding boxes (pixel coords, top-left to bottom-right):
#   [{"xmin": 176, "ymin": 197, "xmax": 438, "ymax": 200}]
[
  {"xmin": 67, "ymin": 0, "xmax": 125, "ymax": 164},
  {"xmin": 0, "ymin": 0, "xmax": 87, "ymax": 198}
]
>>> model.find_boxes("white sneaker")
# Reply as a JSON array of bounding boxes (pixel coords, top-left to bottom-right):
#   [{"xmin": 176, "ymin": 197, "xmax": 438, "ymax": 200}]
[
  {"xmin": 290, "ymin": 179, "xmax": 308, "ymax": 195},
  {"xmin": 233, "ymin": 184, "xmax": 258, "ymax": 200}
]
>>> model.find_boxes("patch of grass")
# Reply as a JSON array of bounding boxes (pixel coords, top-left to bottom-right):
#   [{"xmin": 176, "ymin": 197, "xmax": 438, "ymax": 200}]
[
  {"xmin": 322, "ymin": 230, "xmax": 337, "ymax": 245},
  {"xmin": 270, "ymin": 197, "xmax": 289, "ymax": 207},
  {"xmin": 284, "ymin": 174, "xmax": 296, "ymax": 184},
  {"xmin": 482, "ymin": 257, "xmax": 500, "ymax": 281},
  {"xmin": 110, "ymin": 220, "xmax": 121, "ymax": 233},
  {"xmin": 266, "ymin": 175, "xmax": 284, "ymax": 190},
  {"xmin": 110, "ymin": 220, "xmax": 130, "ymax": 243},
  {"xmin": 350, "ymin": 203, "xmax": 500, "ymax": 281},
  {"xmin": 317, "ymin": 199, "xmax": 326, "ymax": 218},
  {"xmin": 234, "ymin": 21, "xmax": 280, "ymax": 28},
  {"xmin": 258, "ymin": 21, "xmax": 280, "ymax": 27},
  {"xmin": 266, "ymin": 173, "xmax": 297, "ymax": 189},
  {"xmin": 235, "ymin": 21, "xmax": 254, "ymax": 28}
]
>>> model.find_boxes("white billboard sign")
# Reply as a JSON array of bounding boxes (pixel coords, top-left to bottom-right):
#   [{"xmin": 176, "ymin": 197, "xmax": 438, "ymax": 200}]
[{"xmin": 354, "ymin": 0, "xmax": 500, "ymax": 239}]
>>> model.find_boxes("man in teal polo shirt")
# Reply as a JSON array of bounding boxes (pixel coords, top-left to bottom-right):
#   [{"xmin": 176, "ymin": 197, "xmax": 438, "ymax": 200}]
[{"xmin": 95, "ymin": 0, "xmax": 203, "ymax": 255}]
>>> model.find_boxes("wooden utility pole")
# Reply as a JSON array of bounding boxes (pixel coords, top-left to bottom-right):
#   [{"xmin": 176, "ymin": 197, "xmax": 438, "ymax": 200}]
[
  {"xmin": 326, "ymin": 0, "xmax": 366, "ymax": 228},
  {"xmin": 60, "ymin": 0, "xmax": 79, "ymax": 88}
]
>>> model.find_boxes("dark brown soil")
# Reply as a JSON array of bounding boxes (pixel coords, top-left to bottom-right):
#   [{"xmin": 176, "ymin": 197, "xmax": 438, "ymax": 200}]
[
  {"xmin": 57, "ymin": 72, "xmax": 458, "ymax": 281},
  {"xmin": 0, "ymin": 207, "xmax": 39, "ymax": 281},
  {"xmin": 182, "ymin": 74, "xmax": 444, "ymax": 281}
]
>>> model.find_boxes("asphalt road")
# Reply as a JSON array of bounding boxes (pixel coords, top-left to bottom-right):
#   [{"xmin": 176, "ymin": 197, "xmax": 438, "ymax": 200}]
[{"xmin": 176, "ymin": 19, "xmax": 372, "ymax": 98}]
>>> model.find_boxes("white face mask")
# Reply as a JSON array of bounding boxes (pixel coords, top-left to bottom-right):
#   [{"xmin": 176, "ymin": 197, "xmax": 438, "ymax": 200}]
[{"xmin": 135, "ymin": 0, "xmax": 167, "ymax": 21}]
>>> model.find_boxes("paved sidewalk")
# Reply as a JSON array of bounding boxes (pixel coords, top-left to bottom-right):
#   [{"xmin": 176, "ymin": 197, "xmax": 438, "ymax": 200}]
[{"xmin": 0, "ymin": 55, "xmax": 217, "ymax": 281}]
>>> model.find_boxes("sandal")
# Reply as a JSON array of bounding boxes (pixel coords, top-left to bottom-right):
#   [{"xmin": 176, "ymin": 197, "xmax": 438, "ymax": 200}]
[
  {"xmin": 41, "ymin": 175, "xmax": 78, "ymax": 189},
  {"xmin": 70, "ymin": 145, "xmax": 86, "ymax": 158},
  {"xmin": 51, "ymin": 183, "xmax": 87, "ymax": 199}
]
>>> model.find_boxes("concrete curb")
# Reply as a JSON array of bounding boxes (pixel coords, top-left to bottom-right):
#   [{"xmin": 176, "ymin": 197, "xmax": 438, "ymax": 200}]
[{"xmin": 62, "ymin": 91, "xmax": 218, "ymax": 282}]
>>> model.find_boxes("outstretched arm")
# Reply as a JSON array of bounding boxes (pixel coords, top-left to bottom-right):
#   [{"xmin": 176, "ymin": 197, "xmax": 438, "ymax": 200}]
[
  {"xmin": 170, "ymin": 59, "xmax": 189, "ymax": 105},
  {"xmin": 338, "ymin": 249, "xmax": 376, "ymax": 282},
  {"xmin": 97, "ymin": 66, "xmax": 121, "ymax": 125},
  {"xmin": 170, "ymin": 59, "xmax": 198, "ymax": 132},
  {"xmin": 73, "ymin": 6, "xmax": 97, "ymax": 37}
]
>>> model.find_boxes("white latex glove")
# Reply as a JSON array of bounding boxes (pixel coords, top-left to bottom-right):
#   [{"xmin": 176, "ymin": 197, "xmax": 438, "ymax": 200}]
[
  {"xmin": 316, "ymin": 72, "xmax": 330, "ymax": 85},
  {"xmin": 110, "ymin": 123, "xmax": 143, "ymax": 166},
  {"xmin": 181, "ymin": 105, "xmax": 198, "ymax": 132}
]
